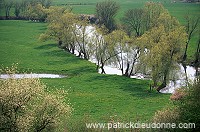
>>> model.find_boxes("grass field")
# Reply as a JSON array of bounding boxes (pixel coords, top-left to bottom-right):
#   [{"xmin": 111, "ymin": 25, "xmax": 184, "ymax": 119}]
[
  {"xmin": 52, "ymin": 0, "xmax": 200, "ymax": 20},
  {"xmin": 0, "ymin": 20, "xmax": 171, "ymax": 130},
  {"xmin": 0, "ymin": 0, "xmax": 199, "ymax": 61},
  {"xmin": 0, "ymin": 0, "xmax": 199, "ymax": 130}
]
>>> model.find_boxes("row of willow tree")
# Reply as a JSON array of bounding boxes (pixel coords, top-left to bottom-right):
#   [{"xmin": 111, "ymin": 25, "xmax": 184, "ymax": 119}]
[{"xmin": 37, "ymin": 1, "xmax": 198, "ymax": 92}]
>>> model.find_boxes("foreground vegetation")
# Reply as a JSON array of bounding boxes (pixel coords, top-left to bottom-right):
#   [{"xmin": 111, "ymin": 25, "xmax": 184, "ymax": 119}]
[
  {"xmin": 0, "ymin": 66, "xmax": 71, "ymax": 131},
  {"xmin": 154, "ymin": 77, "xmax": 200, "ymax": 131}
]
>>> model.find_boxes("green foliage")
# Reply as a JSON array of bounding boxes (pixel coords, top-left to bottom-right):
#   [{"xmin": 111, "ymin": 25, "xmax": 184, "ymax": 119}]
[
  {"xmin": 39, "ymin": 6, "xmax": 74, "ymax": 43},
  {"xmin": 137, "ymin": 5, "xmax": 187, "ymax": 90},
  {"xmin": 105, "ymin": 30, "xmax": 130, "ymax": 75},
  {"xmin": 23, "ymin": 3, "xmax": 47, "ymax": 21},
  {"xmin": 2, "ymin": 0, "xmax": 14, "ymax": 18},
  {"xmin": 153, "ymin": 77, "xmax": 200, "ymax": 131},
  {"xmin": 177, "ymin": 78, "xmax": 200, "ymax": 129},
  {"xmin": 96, "ymin": 0, "xmax": 120, "ymax": 32},
  {"xmin": 0, "ymin": 66, "xmax": 71, "ymax": 132},
  {"xmin": 41, "ymin": 8, "xmax": 94, "ymax": 59},
  {"xmin": 14, "ymin": 1, "xmax": 21, "ymax": 17}
]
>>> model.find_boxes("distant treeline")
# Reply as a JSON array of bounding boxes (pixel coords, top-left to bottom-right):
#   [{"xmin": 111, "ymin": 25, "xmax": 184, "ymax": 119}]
[
  {"xmin": 181, "ymin": 0, "xmax": 200, "ymax": 2},
  {"xmin": 0, "ymin": 16, "xmax": 28, "ymax": 20},
  {"xmin": 60, "ymin": 3, "xmax": 95, "ymax": 6}
]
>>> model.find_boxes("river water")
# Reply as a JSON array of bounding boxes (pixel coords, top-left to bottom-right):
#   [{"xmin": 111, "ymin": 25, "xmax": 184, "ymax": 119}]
[
  {"xmin": 160, "ymin": 65, "xmax": 196, "ymax": 93},
  {"xmin": 74, "ymin": 25, "xmax": 197, "ymax": 93},
  {"xmin": 0, "ymin": 73, "xmax": 66, "ymax": 79},
  {"xmin": 97, "ymin": 64, "xmax": 196, "ymax": 93}
]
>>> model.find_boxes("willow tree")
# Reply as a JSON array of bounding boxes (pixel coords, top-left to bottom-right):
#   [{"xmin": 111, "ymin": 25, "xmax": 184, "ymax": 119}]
[
  {"xmin": 105, "ymin": 30, "xmax": 130, "ymax": 75},
  {"xmin": 138, "ymin": 11, "xmax": 187, "ymax": 91},
  {"xmin": 92, "ymin": 26, "xmax": 110, "ymax": 73},
  {"xmin": 72, "ymin": 18, "xmax": 94, "ymax": 60},
  {"xmin": 60, "ymin": 12, "xmax": 77, "ymax": 53},
  {"xmin": 39, "ymin": 6, "xmax": 73, "ymax": 47},
  {"xmin": 0, "ymin": 0, "xmax": 2, "ymax": 15},
  {"xmin": 14, "ymin": 1, "xmax": 21, "ymax": 17}
]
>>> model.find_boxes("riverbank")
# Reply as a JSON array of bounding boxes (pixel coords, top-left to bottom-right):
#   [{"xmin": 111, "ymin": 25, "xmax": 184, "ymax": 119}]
[{"xmin": 0, "ymin": 20, "xmax": 171, "ymax": 125}]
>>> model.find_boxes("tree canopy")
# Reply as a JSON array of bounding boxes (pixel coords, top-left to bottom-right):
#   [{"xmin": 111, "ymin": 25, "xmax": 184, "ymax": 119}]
[{"xmin": 96, "ymin": 0, "xmax": 120, "ymax": 33}]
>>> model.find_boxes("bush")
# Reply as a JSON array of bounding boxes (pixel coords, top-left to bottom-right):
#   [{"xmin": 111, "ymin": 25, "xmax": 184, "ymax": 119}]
[
  {"xmin": 177, "ymin": 77, "xmax": 200, "ymax": 129},
  {"xmin": 170, "ymin": 88, "xmax": 186, "ymax": 101},
  {"xmin": 153, "ymin": 107, "xmax": 180, "ymax": 124},
  {"xmin": 0, "ymin": 66, "xmax": 71, "ymax": 132},
  {"xmin": 153, "ymin": 77, "xmax": 200, "ymax": 131}
]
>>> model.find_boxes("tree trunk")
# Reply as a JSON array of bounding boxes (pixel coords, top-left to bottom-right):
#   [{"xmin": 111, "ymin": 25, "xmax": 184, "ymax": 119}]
[
  {"xmin": 183, "ymin": 42, "xmax": 189, "ymax": 61},
  {"xmin": 96, "ymin": 60, "xmax": 100, "ymax": 71},
  {"xmin": 6, "ymin": 8, "xmax": 9, "ymax": 19},
  {"xmin": 157, "ymin": 75, "xmax": 167, "ymax": 92},
  {"xmin": 123, "ymin": 62, "xmax": 130, "ymax": 77},
  {"xmin": 194, "ymin": 38, "xmax": 200, "ymax": 67},
  {"xmin": 129, "ymin": 58, "xmax": 137, "ymax": 78},
  {"xmin": 58, "ymin": 40, "xmax": 62, "ymax": 47},
  {"xmin": 100, "ymin": 59, "xmax": 106, "ymax": 74},
  {"xmin": 182, "ymin": 63, "xmax": 189, "ymax": 87},
  {"xmin": 100, "ymin": 66, "xmax": 106, "ymax": 74},
  {"xmin": 83, "ymin": 52, "xmax": 88, "ymax": 60}
]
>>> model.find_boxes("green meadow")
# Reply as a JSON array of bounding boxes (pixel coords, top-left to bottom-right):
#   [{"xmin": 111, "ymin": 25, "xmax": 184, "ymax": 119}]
[
  {"xmin": 0, "ymin": 20, "xmax": 170, "ymax": 128},
  {"xmin": 1, "ymin": 0, "xmax": 199, "ymax": 60},
  {"xmin": 0, "ymin": 0, "xmax": 199, "ymax": 130}
]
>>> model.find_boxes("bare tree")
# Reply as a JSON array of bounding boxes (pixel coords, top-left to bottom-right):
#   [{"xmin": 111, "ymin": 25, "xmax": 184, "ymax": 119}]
[
  {"xmin": 122, "ymin": 8, "xmax": 145, "ymax": 37},
  {"xmin": 96, "ymin": 0, "xmax": 119, "ymax": 33}
]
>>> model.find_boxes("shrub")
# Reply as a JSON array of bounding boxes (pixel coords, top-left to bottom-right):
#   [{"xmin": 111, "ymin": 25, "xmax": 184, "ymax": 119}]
[
  {"xmin": 153, "ymin": 77, "xmax": 200, "ymax": 131},
  {"xmin": 0, "ymin": 66, "xmax": 71, "ymax": 132},
  {"xmin": 177, "ymin": 77, "xmax": 200, "ymax": 129},
  {"xmin": 170, "ymin": 88, "xmax": 186, "ymax": 101}
]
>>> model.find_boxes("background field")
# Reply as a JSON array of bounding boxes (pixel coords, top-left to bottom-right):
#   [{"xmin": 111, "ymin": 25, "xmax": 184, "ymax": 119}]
[
  {"xmin": 1, "ymin": 0, "xmax": 199, "ymax": 60},
  {"xmin": 53, "ymin": 0, "xmax": 200, "ymax": 61}
]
